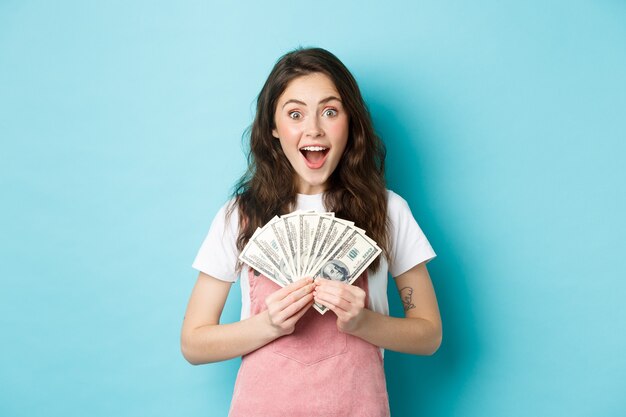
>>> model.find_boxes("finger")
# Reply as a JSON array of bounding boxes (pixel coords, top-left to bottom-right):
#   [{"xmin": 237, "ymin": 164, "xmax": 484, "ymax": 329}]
[
  {"xmin": 313, "ymin": 278, "xmax": 353, "ymax": 290},
  {"xmin": 266, "ymin": 277, "xmax": 313, "ymax": 304},
  {"xmin": 266, "ymin": 282, "xmax": 313, "ymax": 318},
  {"xmin": 273, "ymin": 284, "xmax": 315, "ymax": 318},
  {"xmin": 282, "ymin": 299, "xmax": 314, "ymax": 328},
  {"xmin": 314, "ymin": 291, "xmax": 351, "ymax": 313},
  {"xmin": 314, "ymin": 284, "xmax": 357, "ymax": 305},
  {"xmin": 314, "ymin": 297, "xmax": 351, "ymax": 322},
  {"xmin": 276, "ymin": 291, "xmax": 314, "ymax": 322}
]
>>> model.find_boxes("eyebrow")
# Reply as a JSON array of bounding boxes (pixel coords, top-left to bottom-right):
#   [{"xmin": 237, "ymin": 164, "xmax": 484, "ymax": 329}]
[{"xmin": 281, "ymin": 96, "xmax": 342, "ymax": 109}]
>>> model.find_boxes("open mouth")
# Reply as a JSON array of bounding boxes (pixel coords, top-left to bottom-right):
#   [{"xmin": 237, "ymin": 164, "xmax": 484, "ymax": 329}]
[{"xmin": 299, "ymin": 145, "xmax": 329, "ymax": 168}]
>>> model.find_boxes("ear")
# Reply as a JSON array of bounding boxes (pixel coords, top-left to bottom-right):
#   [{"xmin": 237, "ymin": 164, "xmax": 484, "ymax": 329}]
[{"xmin": 272, "ymin": 128, "xmax": 279, "ymax": 139}]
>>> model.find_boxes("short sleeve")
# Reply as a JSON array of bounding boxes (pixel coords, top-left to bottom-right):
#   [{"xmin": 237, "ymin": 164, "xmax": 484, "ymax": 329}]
[
  {"xmin": 387, "ymin": 190, "xmax": 437, "ymax": 277},
  {"xmin": 192, "ymin": 200, "xmax": 240, "ymax": 282}
]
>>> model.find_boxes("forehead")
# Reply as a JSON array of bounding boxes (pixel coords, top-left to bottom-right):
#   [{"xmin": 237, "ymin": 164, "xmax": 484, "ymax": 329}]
[{"xmin": 278, "ymin": 73, "xmax": 340, "ymax": 103}]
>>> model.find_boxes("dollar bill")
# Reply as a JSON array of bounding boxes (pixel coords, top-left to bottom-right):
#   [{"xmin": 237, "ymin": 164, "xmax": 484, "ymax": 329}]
[
  {"xmin": 250, "ymin": 218, "xmax": 295, "ymax": 283},
  {"xmin": 238, "ymin": 235, "xmax": 291, "ymax": 287},
  {"xmin": 269, "ymin": 217, "xmax": 298, "ymax": 279},
  {"xmin": 297, "ymin": 212, "xmax": 321, "ymax": 277},
  {"xmin": 311, "ymin": 229, "xmax": 382, "ymax": 314},
  {"xmin": 238, "ymin": 211, "xmax": 382, "ymax": 315},
  {"xmin": 306, "ymin": 217, "xmax": 353, "ymax": 277},
  {"xmin": 282, "ymin": 213, "xmax": 300, "ymax": 279},
  {"xmin": 302, "ymin": 215, "xmax": 334, "ymax": 277}
]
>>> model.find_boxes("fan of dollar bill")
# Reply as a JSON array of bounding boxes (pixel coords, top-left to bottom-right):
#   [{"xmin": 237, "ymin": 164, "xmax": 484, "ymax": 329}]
[{"xmin": 238, "ymin": 211, "xmax": 382, "ymax": 314}]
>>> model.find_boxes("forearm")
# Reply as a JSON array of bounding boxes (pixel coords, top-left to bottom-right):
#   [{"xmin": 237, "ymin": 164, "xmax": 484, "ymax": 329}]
[
  {"xmin": 350, "ymin": 309, "xmax": 442, "ymax": 355},
  {"xmin": 181, "ymin": 311, "xmax": 277, "ymax": 365}
]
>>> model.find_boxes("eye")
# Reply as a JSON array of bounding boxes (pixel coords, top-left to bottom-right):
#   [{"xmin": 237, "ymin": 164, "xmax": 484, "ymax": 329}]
[
  {"xmin": 288, "ymin": 111, "xmax": 302, "ymax": 120},
  {"xmin": 323, "ymin": 108, "xmax": 338, "ymax": 117}
]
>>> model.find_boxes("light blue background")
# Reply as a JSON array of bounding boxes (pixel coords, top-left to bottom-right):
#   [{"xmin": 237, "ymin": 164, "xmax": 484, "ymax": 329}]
[{"xmin": 1, "ymin": 1, "xmax": 625, "ymax": 416}]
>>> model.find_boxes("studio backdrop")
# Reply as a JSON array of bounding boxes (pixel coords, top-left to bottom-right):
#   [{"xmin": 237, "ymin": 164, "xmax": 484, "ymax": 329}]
[{"xmin": 1, "ymin": 1, "xmax": 625, "ymax": 416}]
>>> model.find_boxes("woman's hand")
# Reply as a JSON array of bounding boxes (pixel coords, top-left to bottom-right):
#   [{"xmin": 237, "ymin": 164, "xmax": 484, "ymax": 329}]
[
  {"xmin": 313, "ymin": 279, "xmax": 367, "ymax": 334},
  {"xmin": 264, "ymin": 278, "xmax": 315, "ymax": 337}
]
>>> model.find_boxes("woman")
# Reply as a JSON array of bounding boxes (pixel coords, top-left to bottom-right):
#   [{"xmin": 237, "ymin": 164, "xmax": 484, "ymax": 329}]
[{"xmin": 181, "ymin": 47, "xmax": 442, "ymax": 416}]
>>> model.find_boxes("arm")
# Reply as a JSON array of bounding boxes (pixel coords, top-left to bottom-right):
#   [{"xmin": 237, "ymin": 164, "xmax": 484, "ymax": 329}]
[
  {"xmin": 313, "ymin": 262, "xmax": 442, "ymax": 355},
  {"xmin": 181, "ymin": 272, "xmax": 315, "ymax": 365}
]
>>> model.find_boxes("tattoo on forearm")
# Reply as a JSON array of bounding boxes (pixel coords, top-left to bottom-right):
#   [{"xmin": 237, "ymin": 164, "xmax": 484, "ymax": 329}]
[{"xmin": 400, "ymin": 287, "xmax": 416, "ymax": 311}]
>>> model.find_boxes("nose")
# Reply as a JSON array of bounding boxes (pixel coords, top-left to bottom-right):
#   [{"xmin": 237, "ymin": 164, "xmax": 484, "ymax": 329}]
[{"xmin": 304, "ymin": 115, "xmax": 323, "ymax": 138}]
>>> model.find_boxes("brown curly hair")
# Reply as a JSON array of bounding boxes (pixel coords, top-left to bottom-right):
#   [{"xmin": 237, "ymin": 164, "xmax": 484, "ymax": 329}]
[{"xmin": 231, "ymin": 47, "xmax": 389, "ymax": 271}]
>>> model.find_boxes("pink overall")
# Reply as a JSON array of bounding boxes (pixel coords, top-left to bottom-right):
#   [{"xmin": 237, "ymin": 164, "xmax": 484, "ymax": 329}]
[{"xmin": 228, "ymin": 269, "xmax": 390, "ymax": 417}]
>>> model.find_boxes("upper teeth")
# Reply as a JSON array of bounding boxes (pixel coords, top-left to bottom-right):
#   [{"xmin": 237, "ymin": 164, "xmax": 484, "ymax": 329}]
[{"xmin": 301, "ymin": 146, "xmax": 327, "ymax": 151}]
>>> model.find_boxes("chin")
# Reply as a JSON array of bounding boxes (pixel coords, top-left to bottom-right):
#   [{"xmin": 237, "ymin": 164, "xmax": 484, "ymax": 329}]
[{"xmin": 297, "ymin": 177, "xmax": 329, "ymax": 193}]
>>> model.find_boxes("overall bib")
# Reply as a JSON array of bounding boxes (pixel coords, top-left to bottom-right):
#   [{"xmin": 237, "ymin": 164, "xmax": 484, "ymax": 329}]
[{"xmin": 228, "ymin": 269, "xmax": 390, "ymax": 417}]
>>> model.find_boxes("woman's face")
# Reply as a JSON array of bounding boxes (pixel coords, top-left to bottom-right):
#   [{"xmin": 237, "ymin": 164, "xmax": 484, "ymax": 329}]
[{"xmin": 272, "ymin": 72, "xmax": 349, "ymax": 195}]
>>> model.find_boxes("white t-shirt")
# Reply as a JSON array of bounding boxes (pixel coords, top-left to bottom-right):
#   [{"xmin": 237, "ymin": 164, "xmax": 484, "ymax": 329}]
[{"xmin": 192, "ymin": 190, "xmax": 436, "ymax": 319}]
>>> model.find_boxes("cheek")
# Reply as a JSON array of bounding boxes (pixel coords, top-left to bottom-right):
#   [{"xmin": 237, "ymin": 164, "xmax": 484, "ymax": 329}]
[
  {"xmin": 328, "ymin": 118, "xmax": 349, "ymax": 143},
  {"xmin": 276, "ymin": 124, "xmax": 301, "ymax": 141}
]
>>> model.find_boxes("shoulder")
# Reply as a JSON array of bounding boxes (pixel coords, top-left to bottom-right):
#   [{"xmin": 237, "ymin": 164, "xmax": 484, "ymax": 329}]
[
  {"xmin": 208, "ymin": 197, "xmax": 240, "ymax": 235},
  {"xmin": 385, "ymin": 189, "xmax": 412, "ymax": 216},
  {"xmin": 193, "ymin": 197, "xmax": 242, "ymax": 282},
  {"xmin": 217, "ymin": 197, "xmax": 238, "ymax": 220},
  {"xmin": 384, "ymin": 189, "xmax": 436, "ymax": 276}
]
